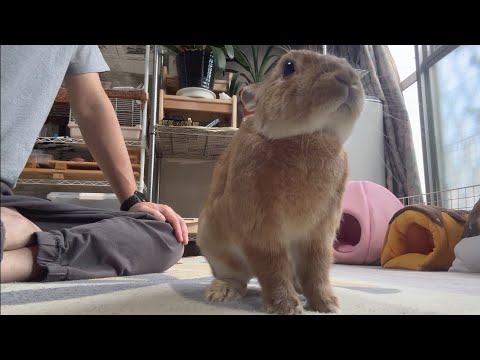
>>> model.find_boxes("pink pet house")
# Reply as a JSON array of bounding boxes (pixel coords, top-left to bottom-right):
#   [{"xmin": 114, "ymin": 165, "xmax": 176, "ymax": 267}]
[{"xmin": 334, "ymin": 181, "xmax": 404, "ymax": 265}]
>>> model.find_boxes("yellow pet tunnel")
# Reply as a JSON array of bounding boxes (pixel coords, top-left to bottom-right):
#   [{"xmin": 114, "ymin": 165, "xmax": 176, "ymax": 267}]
[{"xmin": 381, "ymin": 205, "xmax": 470, "ymax": 271}]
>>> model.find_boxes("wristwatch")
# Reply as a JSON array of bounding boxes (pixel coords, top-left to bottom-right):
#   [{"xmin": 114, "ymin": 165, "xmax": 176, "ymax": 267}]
[{"xmin": 120, "ymin": 190, "xmax": 147, "ymax": 211}]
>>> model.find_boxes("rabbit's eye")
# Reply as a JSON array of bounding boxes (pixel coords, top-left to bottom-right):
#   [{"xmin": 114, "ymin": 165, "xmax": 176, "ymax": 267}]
[{"xmin": 283, "ymin": 61, "xmax": 295, "ymax": 77}]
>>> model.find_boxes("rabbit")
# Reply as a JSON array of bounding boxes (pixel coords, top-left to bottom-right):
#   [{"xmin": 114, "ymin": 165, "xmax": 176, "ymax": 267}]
[{"xmin": 196, "ymin": 50, "xmax": 365, "ymax": 315}]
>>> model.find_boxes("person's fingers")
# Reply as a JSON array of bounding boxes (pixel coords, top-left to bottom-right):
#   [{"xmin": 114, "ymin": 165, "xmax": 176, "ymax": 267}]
[
  {"xmin": 129, "ymin": 203, "xmax": 188, "ymax": 244},
  {"xmin": 179, "ymin": 215, "xmax": 189, "ymax": 245},
  {"xmin": 159, "ymin": 205, "xmax": 186, "ymax": 244},
  {"xmin": 130, "ymin": 203, "xmax": 166, "ymax": 222},
  {"xmin": 143, "ymin": 207, "xmax": 167, "ymax": 223}
]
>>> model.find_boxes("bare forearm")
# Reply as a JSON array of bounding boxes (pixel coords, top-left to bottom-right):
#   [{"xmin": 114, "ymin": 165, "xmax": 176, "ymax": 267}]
[
  {"xmin": 75, "ymin": 103, "xmax": 137, "ymax": 203},
  {"xmin": 64, "ymin": 73, "xmax": 138, "ymax": 203}
]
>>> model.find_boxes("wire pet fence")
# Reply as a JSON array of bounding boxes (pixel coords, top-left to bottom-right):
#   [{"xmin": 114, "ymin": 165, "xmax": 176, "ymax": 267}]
[{"xmin": 398, "ymin": 184, "xmax": 480, "ymax": 211}]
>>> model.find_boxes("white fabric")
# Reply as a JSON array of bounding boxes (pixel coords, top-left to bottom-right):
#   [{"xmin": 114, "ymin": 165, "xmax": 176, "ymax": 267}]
[{"xmin": 449, "ymin": 235, "xmax": 480, "ymax": 273}]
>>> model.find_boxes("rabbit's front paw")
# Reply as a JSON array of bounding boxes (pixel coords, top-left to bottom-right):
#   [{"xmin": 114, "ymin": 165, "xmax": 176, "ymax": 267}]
[
  {"xmin": 206, "ymin": 279, "xmax": 244, "ymax": 302},
  {"xmin": 307, "ymin": 292, "xmax": 340, "ymax": 313},
  {"xmin": 265, "ymin": 293, "xmax": 304, "ymax": 315}
]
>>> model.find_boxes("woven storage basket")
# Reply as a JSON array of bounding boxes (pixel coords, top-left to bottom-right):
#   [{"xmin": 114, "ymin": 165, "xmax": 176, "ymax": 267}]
[{"xmin": 156, "ymin": 125, "xmax": 238, "ymax": 160}]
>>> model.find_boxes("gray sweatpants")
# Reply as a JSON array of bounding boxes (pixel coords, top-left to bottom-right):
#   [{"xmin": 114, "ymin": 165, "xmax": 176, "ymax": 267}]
[{"xmin": 0, "ymin": 182, "xmax": 184, "ymax": 282}]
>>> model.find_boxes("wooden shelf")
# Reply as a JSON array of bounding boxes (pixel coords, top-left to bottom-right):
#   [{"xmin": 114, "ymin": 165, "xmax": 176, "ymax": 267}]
[
  {"xmin": 21, "ymin": 148, "xmax": 141, "ymax": 183},
  {"xmin": 159, "ymin": 89, "xmax": 237, "ymax": 128},
  {"xmin": 164, "ymin": 94, "xmax": 234, "ymax": 114}
]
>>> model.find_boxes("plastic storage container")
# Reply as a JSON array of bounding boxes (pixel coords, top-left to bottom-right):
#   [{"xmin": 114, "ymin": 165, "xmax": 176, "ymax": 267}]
[
  {"xmin": 47, "ymin": 192, "xmax": 120, "ymax": 211},
  {"xmin": 68, "ymin": 122, "xmax": 142, "ymax": 141},
  {"xmin": 28, "ymin": 153, "xmax": 54, "ymax": 164}
]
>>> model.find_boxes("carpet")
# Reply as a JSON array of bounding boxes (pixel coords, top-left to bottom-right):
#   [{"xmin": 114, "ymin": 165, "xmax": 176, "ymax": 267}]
[{"xmin": 1, "ymin": 256, "xmax": 479, "ymax": 315}]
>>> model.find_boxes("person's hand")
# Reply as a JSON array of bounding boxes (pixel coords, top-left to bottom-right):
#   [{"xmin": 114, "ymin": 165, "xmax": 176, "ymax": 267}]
[{"xmin": 129, "ymin": 202, "xmax": 189, "ymax": 245}]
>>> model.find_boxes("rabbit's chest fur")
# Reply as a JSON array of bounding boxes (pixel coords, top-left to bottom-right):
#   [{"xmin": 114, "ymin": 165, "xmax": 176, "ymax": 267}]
[{"xmin": 225, "ymin": 124, "xmax": 347, "ymax": 236}]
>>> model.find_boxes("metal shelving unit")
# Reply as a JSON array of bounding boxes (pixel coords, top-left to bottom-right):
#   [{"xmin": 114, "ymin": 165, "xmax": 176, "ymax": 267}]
[
  {"xmin": 36, "ymin": 137, "xmax": 143, "ymax": 147},
  {"xmin": 16, "ymin": 179, "xmax": 113, "ymax": 186},
  {"xmin": 16, "ymin": 179, "xmax": 142, "ymax": 187}
]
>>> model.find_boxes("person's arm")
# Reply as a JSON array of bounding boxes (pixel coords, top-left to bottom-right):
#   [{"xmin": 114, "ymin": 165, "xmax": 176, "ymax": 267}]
[{"xmin": 64, "ymin": 72, "xmax": 189, "ymax": 244}]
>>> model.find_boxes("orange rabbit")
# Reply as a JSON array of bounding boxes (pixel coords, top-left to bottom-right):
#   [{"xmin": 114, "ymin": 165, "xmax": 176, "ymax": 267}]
[{"xmin": 197, "ymin": 50, "xmax": 365, "ymax": 314}]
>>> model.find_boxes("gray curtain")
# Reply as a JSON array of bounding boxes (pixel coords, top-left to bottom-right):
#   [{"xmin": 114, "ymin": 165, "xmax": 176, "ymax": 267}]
[{"xmin": 330, "ymin": 45, "xmax": 422, "ymax": 198}]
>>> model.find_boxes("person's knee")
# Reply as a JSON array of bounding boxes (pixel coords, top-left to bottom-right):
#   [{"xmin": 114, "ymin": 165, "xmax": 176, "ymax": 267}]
[
  {"xmin": 1, "ymin": 246, "xmax": 43, "ymax": 283},
  {"xmin": 100, "ymin": 218, "xmax": 184, "ymax": 276},
  {"xmin": 1, "ymin": 207, "xmax": 40, "ymax": 251},
  {"xmin": 159, "ymin": 236, "xmax": 184, "ymax": 272},
  {"xmin": 147, "ymin": 223, "xmax": 184, "ymax": 273}
]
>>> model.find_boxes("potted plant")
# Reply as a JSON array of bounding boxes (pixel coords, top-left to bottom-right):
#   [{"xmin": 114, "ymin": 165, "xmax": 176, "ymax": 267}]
[{"xmin": 163, "ymin": 45, "xmax": 234, "ymax": 98}]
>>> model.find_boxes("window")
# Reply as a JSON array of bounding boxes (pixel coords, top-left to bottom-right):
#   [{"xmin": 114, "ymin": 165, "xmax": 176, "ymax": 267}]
[
  {"xmin": 389, "ymin": 45, "xmax": 479, "ymax": 207},
  {"xmin": 416, "ymin": 45, "xmax": 480, "ymax": 201},
  {"xmin": 428, "ymin": 45, "xmax": 480, "ymax": 192}
]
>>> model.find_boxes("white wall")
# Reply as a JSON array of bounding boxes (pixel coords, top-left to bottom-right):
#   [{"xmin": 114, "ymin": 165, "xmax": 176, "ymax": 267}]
[
  {"xmin": 344, "ymin": 97, "xmax": 385, "ymax": 186},
  {"xmin": 159, "ymin": 158, "xmax": 217, "ymax": 218}
]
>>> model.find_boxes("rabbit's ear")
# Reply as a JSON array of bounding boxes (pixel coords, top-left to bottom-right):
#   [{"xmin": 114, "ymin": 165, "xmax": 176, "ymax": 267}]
[{"xmin": 239, "ymin": 83, "xmax": 261, "ymax": 114}]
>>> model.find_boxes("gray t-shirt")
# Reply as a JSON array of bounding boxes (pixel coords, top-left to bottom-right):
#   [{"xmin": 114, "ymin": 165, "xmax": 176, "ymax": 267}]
[{"xmin": 1, "ymin": 45, "xmax": 110, "ymax": 188}]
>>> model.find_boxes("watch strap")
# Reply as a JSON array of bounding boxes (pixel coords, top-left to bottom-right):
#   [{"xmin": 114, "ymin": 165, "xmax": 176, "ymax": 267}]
[{"xmin": 120, "ymin": 191, "xmax": 146, "ymax": 211}]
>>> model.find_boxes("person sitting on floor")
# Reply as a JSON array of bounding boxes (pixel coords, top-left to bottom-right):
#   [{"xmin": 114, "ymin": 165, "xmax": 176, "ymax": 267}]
[{"xmin": 1, "ymin": 45, "xmax": 189, "ymax": 283}]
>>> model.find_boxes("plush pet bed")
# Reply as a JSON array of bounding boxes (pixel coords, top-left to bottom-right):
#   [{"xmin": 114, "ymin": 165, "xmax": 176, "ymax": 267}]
[
  {"xmin": 334, "ymin": 181, "xmax": 403, "ymax": 265},
  {"xmin": 381, "ymin": 205, "xmax": 471, "ymax": 271}
]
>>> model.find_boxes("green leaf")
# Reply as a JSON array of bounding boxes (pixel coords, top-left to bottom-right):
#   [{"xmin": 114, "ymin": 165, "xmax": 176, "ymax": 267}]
[
  {"xmin": 228, "ymin": 72, "xmax": 242, "ymax": 96},
  {"xmin": 232, "ymin": 80, "xmax": 244, "ymax": 97},
  {"xmin": 259, "ymin": 46, "xmax": 278, "ymax": 78},
  {"xmin": 230, "ymin": 72, "xmax": 240, "ymax": 84},
  {"xmin": 263, "ymin": 58, "xmax": 280, "ymax": 77},
  {"xmin": 251, "ymin": 45, "xmax": 259, "ymax": 82},
  {"xmin": 210, "ymin": 46, "xmax": 226, "ymax": 73},
  {"xmin": 259, "ymin": 54, "xmax": 280, "ymax": 79},
  {"xmin": 233, "ymin": 46, "xmax": 253, "ymax": 73},
  {"xmin": 238, "ymin": 71, "xmax": 254, "ymax": 85},
  {"xmin": 224, "ymin": 45, "xmax": 234, "ymax": 59}
]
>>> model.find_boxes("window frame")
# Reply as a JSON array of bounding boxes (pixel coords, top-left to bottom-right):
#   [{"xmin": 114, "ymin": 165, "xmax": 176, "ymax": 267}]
[{"xmin": 404, "ymin": 45, "xmax": 460, "ymax": 194}]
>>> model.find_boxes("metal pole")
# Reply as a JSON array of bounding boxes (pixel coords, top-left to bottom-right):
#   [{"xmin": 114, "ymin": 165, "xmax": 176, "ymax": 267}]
[
  {"xmin": 143, "ymin": 45, "xmax": 150, "ymax": 95},
  {"xmin": 155, "ymin": 50, "xmax": 166, "ymax": 203},
  {"xmin": 147, "ymin": 45, "xmax": 160, "ymax": 201},
  {"xmin": 155, "ymin": 157, "xmax": 162, "ymax": 203},
  {"xmin": 138, "ymin": 45, "xmax": 150, "ymax": 193}
]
